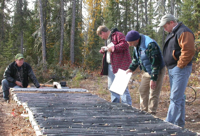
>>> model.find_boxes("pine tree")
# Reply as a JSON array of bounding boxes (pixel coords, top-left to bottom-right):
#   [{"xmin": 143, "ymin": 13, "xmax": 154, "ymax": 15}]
[{"xmin": 180, "ymin": 0, "xmax": 200, "ymax": 32}]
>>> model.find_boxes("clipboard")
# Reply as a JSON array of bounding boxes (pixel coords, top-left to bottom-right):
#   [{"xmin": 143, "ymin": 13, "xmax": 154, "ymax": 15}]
[{"xmin": 110, "ymin": 69, "xmax": 132, "ymax": 95}]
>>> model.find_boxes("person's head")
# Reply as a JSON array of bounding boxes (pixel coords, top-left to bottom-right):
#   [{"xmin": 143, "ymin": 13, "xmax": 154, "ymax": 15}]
[
  {"xmin": 96, "ymin": 25, "xmax": 110, "ymax": 40},
  {"xmin": 15, "ymin": 53, "xmax": 24, "ymax": 67},
  {"xmin": 125, "ymin": 30, "xmax": 140, "ymax": 47},
  {"xmin": 158, "ymin": 14, "xmax": 178, "ymax": 33}
]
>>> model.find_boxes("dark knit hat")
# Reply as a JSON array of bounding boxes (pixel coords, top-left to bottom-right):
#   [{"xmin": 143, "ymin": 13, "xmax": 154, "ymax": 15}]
[{"xmin": 126, "ymin": 30, "xmax": 140, "ymax": 41}]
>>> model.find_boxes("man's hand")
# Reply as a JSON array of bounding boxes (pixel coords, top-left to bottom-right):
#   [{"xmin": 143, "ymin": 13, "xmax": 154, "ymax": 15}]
[
  {"xmin": 101, "ymin": 46, "xmax": 107, "ymax": 53},
  {"xmin": 15, "ymin": 81, "xmax": 23, "ymax": 87},
  {"xmin": 126, "ymin": 69, "xmax": 133, "ymax": 74},
  {"xmin": 107, "ymin": 46, "xmax": 112, "ymax": 52},
  {"xmin": 150, "ymin": 80, "xmax": 156, "ymax": 90},
  {"xmin": 107, "ymin": 42, "xmax": 114, "ymax": 52}
]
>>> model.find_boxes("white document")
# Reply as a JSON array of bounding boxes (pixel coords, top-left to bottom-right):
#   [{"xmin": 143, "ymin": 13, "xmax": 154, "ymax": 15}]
[{"xmin": 110, "ymin": 69, "xmax": 132, "ymax": 95}]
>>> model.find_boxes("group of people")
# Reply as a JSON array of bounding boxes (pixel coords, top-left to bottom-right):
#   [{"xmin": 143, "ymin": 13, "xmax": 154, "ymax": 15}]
[
  {"xmin": 97, "ymin": 14, "xmax": 195, "ymax": 128},
  {"xmin": 0, "ymin": 14, "xmax": 195, "ymax": 129}
]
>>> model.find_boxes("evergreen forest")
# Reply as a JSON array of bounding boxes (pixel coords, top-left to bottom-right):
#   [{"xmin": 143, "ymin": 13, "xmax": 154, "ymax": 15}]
[{"xmin": 0, "ymin": 0, "xmax": 200, "ymax": 83}]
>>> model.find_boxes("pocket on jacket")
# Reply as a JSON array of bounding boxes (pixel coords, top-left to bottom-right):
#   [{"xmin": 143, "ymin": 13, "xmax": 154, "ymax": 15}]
[{"xmin": 172, "ymin": 50, "xmax": 181, "ymax": 61}]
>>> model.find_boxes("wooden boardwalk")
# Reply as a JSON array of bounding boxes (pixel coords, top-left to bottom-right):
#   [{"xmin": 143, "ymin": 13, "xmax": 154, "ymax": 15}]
[{"xmin": 11, "ymin": 88, "xmax": 197, "ymax": 136}]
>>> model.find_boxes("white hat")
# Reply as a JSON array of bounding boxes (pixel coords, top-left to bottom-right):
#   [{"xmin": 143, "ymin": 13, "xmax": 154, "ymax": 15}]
[{"xmin": 158, "ymin": 14, "xmax": 177, "ymax": 27}]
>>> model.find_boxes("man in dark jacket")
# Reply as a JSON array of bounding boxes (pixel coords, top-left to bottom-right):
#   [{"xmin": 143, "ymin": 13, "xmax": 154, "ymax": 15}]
[
  {"xmin": 96, "ymin": 25, "xmax": 132, "ymax": 105},
  {"xmin": 1, "ymin": 53, "xmax": 40, "ymax": 101},
  {"xmin": 158, "ymin": 14, "xmax": 195, "ymax": 128}
]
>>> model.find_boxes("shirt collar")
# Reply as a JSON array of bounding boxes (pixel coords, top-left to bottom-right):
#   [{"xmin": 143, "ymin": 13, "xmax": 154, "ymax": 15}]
[{"xmin": 172, "ymin": 24, "xmax": 178, "ymax": 31}]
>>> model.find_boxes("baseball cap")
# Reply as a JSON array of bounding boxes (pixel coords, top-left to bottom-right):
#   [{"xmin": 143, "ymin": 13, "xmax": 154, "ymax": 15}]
[
  {"xmin": 15, "ymin": 53, "xmax": 24, "ymax": 60},
  {"xmin": 158, "ymin": 14, "xmax": 177, "ymax": 27}
]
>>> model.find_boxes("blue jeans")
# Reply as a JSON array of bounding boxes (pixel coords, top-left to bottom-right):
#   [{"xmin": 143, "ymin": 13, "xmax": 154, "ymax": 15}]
[
  {"xmin": 1, "ymin": 79, "xmax": 21, "ymax": 100},
  {"xmin": 108, "ymin": 64, "xmax": 132, "ymax": 105},
  {"xmin": 165, "ymin": 65, "xmax": 192, "ymax": 127}
]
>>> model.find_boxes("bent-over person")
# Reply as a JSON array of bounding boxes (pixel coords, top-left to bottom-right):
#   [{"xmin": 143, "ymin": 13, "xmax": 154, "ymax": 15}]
[{"xmin": 126, "ymin": 30, "xmax": 166, "ymax": 115}]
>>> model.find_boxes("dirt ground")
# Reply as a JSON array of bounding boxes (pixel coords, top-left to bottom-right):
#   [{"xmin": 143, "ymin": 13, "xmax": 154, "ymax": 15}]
[
  {"xmin": 0, "ymin": 93, "xmax": 35, "ymax": 136},
  {"xmin": 0, "ymin": 71, "xmax": 200, "ymax": 136}
]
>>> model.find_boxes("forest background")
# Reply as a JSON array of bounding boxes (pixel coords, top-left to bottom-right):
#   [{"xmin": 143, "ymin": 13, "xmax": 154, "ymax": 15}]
[
  {"xmin": 0, "ymin": 0, "xmax": 200, "ymax": 84},
  {"xmin": 1, "ymin": 1, "xmax": 200, "ymax": 134}
]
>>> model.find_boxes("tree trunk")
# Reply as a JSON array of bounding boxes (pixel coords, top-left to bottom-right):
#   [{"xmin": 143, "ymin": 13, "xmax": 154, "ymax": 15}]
[
  {"xmin": 162, "ymin": 0, "xmax": 166, "ymax": 50},
  {"xmin": 116, "ymin": 2, "xmax": 119, "ymax": 28},
  {"xmin": 20, "ymin": 31, "xmax": 23, "ymax": 53},
  {"xmin": 59, "ymin": 0, "xmax": 64, "ymax": 65},
  {"xmin": 79, "ymin": 0, "xmax": 82, "ymax": 30},
  {"xmin": 171, "ymin": 0, "xmax": 174, "ymax": 15},
  {"xmin": 0, "ymin": 0, "xmax": 5, "ymax": 52},
  {"xmin": 19, "ymin": 0, "xmax": 23, "ymax": 53},
  {"xmin": 136, "ymin": 0, "xmax": 139, "ymax": 31},
  {"xmin": 124, "ymin": 0, "xmax": 127, "ymax": 34},
  {"xmin": 145, "ymin": 0, "xmax": 148, "ymax": 25},
  {"xmin": 43, "ymin": 0, "xmax": 47, "ymax": 50},
  {"xmin": 141, "ymin": 1, "xmax": 144, "ymax": 28},
  {"xmin": 38, "ymin": 0, "xmax": 47, "ymax": 65},
  {"xmin": 149, "ymin": 0, "xmax": 152, "ymax": 25},
  {"xmin": 131, "ymin": 1, "xmax": 135, "ymax": 29},
  {"xmin": 70, "ymin": 0, "xmax": 76, "ymax": 64}
]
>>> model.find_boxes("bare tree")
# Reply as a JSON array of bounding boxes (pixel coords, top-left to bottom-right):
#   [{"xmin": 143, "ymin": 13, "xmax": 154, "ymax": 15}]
[
  {"xmin": 70, "ymin": 0, "xmax": 76, "ymax": 64},
  {"xmin": 79, "ymin": 0, "xmax": 82, "ymax": 30},
  {"xmin": 162, "ymin": 0, "xmax": 166, "ymax": 48},
  {"xmin": 18, "ymin": 0, "xmax": 23, "ymax": 53},
  {"xmin": 116, "ymin": 2, "xmax": 119, "ymax": 28},
  {"xmin": 0, "ymin": 0, "xmax": 5, "ymax": 51},
  {"xmin": 43, "ymin": 0, "xmax": 47, "ymax": 49},
  {"xmin": 136, "ymin": 0, "xmax": 139, "ymax": 31},
  {"xmin": 124, "ymin": 0, "xmax": 127, "ymax": 34},
  {"xmin": 145, "ymin": 0, "xmax": 148, "ymax": 25},
  {"xmin": 38, "ymin": 0, "xmax": 47, "ymax": 65},
  {"xmin": 149, "ymin": 0, "xmax": 152, "ymax": 25},
  {"xmin": 171, "ymin": 0, "xmax": 174, "ymax": 15},
  {"xmin": 59, "ymin": 0, "xmax": 64, "ymax": 65}
]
